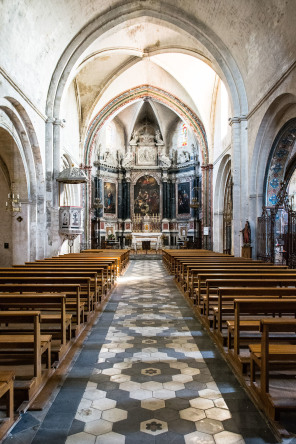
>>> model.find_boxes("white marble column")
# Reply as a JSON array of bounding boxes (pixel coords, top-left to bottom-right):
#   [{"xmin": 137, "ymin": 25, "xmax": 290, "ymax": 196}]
[{"xmin": 229, "ymin": 116, "xmax": 248, "ymax": 257}]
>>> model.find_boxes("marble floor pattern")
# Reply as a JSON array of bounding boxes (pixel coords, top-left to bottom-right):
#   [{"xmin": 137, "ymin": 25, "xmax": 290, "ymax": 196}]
[{"xmin": 4, "ymin": 260, "xmax": 284, "ymax": 444}]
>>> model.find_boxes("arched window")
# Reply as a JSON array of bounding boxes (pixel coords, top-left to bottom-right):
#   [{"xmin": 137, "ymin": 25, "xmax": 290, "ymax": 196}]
[{"xmin": 178, "ymin": 122, "xmax": 188, "ymax": 147}]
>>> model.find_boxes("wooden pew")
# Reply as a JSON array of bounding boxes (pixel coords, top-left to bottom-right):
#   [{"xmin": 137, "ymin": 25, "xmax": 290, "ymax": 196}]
[
  {"xmin": 39, "ymin": 259, "xmax": 114, "ymax": 290},
  {"xmin": 177, "ymin": 258, "xmax": 265, "ymax": 285},
  {"xmin": 184, "ymin": 265, "xmax": 289, "ymax": 298},
  {"xmin": 200, "ymin": 276, "xmax": 296, "ymax": 319},
  {"xmin": 0, "ymin": 283, "xmax": 83, "ymax": 336},
  {"xmin": 17, "ymin": 265, "xmax": 107, "ymax": 299},
  {"xmin": 229, "ymin": 299, "xmax": 296, "ymax": 373},
  {"xmin": 0, "ymin": 294, "xmax": 70, "ymax": 360},
  {"xmin": 0, "ymin": 371, "xmax": 14, "ymax": 441},
  {"xmin": 214, "ymin": 287, "xmax": 296, "ymax": 344},
  {"xmin": 0, "ymin": 276, "xmax": 92, "ymax": 317},
  {"xmin": 249, "ymin": 318, "xmax": 296, "ymax": 420},
  {"xmin": 0, "ymin": 311, "xmax": 52, "ymax": 405},
  {"xmin": 0, "ymin": 270, "xmax": 98, "ymax": 308}
]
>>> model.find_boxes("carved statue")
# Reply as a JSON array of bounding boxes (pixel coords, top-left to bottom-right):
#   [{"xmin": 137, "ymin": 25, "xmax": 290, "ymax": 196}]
[
  {"xmin": 241, "ymin": 220, "xmax": 251, "ymax": 245},
  {"xmin": 122, "ymin": 147, "xmax": 134, "ymax": 168},
  {"xmin": 158, "ymin": 146, "xmax": 171, "ymax": 168},
  {"xmin": 178, "ymin": 150, "xmax": 190, "ymax": 164},
  {"xmin": 130, "ymin": 130, "xmax": 139, "ymax": 144},
  {"xmin": 155, "ymin": 129, "xmax": 164, "ymax": 144},
  {"xmin": 101, "ymin": 148, "xmax": 117, "ymax": 166}
]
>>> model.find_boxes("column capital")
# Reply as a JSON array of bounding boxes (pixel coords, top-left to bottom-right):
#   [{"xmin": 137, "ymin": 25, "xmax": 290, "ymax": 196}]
[{"xmin": 228, "ymin": 115, "xmax": 248, "ymax": 126}]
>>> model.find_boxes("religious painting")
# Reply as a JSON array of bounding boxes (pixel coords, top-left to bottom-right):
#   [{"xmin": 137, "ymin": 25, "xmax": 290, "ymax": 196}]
[
  {"xmin": 178, "ymin": 182, "xmax": 190, "ymax": 214},
  {"xmin": 104, "ymin": 182, "xmax": 116, "ymax": 214},
  {"xmin": 70, "ymin": 208, "xmax": 81, "ymax": 228},
  {"xmin": 134, "ymin": 176, "xmax": 160, "ymax": 216},
  {"xmin": 60, "ymin": 209, "xmax": 70, "ymax": 229}
]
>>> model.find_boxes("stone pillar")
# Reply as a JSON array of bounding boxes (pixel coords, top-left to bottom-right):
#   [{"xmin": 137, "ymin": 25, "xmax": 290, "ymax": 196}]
[
  {"xmin": 52, "ymin": 119, "xmax": 65, "ymax": 208},
  {"xmin": 97, "ymin": 176, "xmax": 103, "ymax": 218},
  {"xmin": 230, "ymin": 116, "xmax": 248, "ymax": 257},
  {"xmin": 45, "ymin": 117, "xmax": 54, "ymax": 256},
  {"xmin": 166, "ymin": 180, "xmax": 171, "ymax": 219},
  {"xmin": 162, "ymin": 181, "xmax": 167, "ymax": 219},
  {"xmin": 201, "ymin": 164, "xmax": 213, "ymax": 250},
  {"xmin": 118, "ymin": 173, "xmax": 123, "ymax": 220},
  {"xmin": 171, "ymin": 177, "xmax": 176, "ymax": 220},
  {"xmin": 125, "ymin": 170, "xmax": 131, "ymax": 220}
]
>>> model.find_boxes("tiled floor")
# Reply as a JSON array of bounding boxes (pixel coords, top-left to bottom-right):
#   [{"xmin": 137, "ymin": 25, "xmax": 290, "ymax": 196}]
[{"xmin": 4, "ymin": 260, "xmax": 289, "ymax": 444}]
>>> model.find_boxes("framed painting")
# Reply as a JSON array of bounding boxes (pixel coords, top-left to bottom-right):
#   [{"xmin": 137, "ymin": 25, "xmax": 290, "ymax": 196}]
[
  {"xmin": 134, "ymin": 175, "xmax": 160, "ymax": 216},
  {"xmin": 104, "ymin": 182, "xmax": 116, "ymax": 215},
  {"xmin": 178, "ymin": 182, "xmax": 190, "ymax": 214}
]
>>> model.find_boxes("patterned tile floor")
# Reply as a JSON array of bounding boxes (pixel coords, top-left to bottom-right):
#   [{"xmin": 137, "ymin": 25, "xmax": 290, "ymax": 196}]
[{"xmin": 4, "ymin": 260, "xmax": 289, "ymax": 444}]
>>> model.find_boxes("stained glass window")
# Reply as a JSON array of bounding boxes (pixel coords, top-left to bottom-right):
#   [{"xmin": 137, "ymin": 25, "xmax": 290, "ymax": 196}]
[{"xmin": 178, "ymin": 122, "xmax": 188, "ymax": 147}]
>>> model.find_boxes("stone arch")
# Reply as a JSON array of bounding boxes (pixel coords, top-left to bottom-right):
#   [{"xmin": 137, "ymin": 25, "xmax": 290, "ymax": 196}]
[
  {"xmin": 46, "ymin": 2, "xmax": 247, "ymax": 120},
  {"xmin": 84, "ymin": 85, "xmax": 209, "ymax": 165},
  {"xmin": 249, "ymin": 93, "xmax": 296, "ymax": 258},
  {"xmin": 0, "ymin": 98, "xmax": 46, "ymax": 260},
  {"xmin": 250, "ymin": 93, "xmax": 296, "ymax": 212}
]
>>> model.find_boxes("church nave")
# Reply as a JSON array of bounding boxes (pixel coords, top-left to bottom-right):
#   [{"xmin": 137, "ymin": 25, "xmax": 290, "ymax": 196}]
[{"xmin": 5, "ymin": 260, "xmax": 277, "ymax": 444}]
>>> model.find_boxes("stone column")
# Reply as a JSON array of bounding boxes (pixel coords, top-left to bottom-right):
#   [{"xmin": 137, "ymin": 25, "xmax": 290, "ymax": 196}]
[
  {"xmin": 45, "ymin": 117, "xmax": 54, "ymax": 256},
  {"xmin": 117, "ymin": 173, "xmax": 123, "ymax": 221},
  {"xmin": 125, "ymin": 170, "xmax": 131, "ymax": 220},
  {"xmin": 171, "ymin": 177, "xmax": 176, "ymax": 220},
  {"xmin": 162, "ymin": 181, "xmax": 167, "ymax": 218},
  {"xmin": 97, "ymin": 176, "xmax": 103, "ymax": 218},
  {"xmin": 230, "ymin": 116, "xmax": 248, "ymax": 256}
]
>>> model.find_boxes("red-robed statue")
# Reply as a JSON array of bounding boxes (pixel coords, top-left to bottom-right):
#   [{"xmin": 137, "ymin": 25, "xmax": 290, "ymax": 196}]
[{"xmin": 241, "ymin": 220, "xmax": 251, "ymax": 245}]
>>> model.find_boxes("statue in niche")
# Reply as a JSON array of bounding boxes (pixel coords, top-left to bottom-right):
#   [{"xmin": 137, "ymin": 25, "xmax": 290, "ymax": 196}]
[
  {"xmin": 178, "ymin": 150, "xmax": 190, "ymax": 164},
  {"xmin": 158, "ymin": 146, "xmax": 171, "ymax": 168},
  {"xmin": 130, "ymin": 130, "xmax": 139, "ymax": 145},
  {"xmin": 155, "ymin": 129, "xmax": 164, "ymax": 145},
  {"xmin": 122, "ymin": 146, "xmax": 134, "ymax": 168},
  {"xmin": 102, "ymin": 148, "xmax": 116, "ymax": 166}
]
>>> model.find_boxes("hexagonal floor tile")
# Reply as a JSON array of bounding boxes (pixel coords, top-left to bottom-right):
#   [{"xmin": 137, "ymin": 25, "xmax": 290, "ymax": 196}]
[
  {"xmin": 184, "ymin": 430, "xmax": 215, "ymax": 443},
  {"xmin": 181, "ymin": 367, "xmax": 201, "ymax": 376},
  {"xmin": 93, "ymin": 398, "xmax": 116, "ymax": 411},
  {"xmin": 190, "ymin": 398, "xmax": 214, "ymax": 410},
  {"xmin": 75, "ymin": 407, "xmax": 102, "ymax": 423},
  {"xmin": 172, "ymin": 374, "xmax": 193, "ymax": 383},
  {"xmin": 102, "ymin": 408, "xmax": 127, "ymax": 422},
  {"xmin": 95, "ymin": 432, "xmax": 125, "ymax": 444},
  {"xmin": 205, "ymin": 408, "xmax": 231, "ymax": 421},
  {"xmin": 102, "ymin": 368, "xmax": 122, "ymax": 376},
  {"xmin": 199, "ymin": 389, "xmax": 222, "ymax": 400},
  {"xmin": 163, "ymin": 381, "xmax": 185, "ymax": 391},
  {"xmin": 110, "ymin": 374, "xmax": 131, "ymax": 383},
  {"xmin": 66, "ymin": 432, "xmax": 96, "ymax": 444},
  {"xmin": 214, "ymin": 431, "xmax": 245, "ymax": 444},
  {"xmin": 141, "ymin": 398, "xmax": 165, "ymax": 410},
  {"xmin": 84, "ymin": 419, "xmax": 112, "ymax": 436},
  {"xmin": 140, "ymin": 418, "xmax": 168, "ymax": 436},
  {"xmin": 141, "ymin": 381, "xmax": 163, "ymax": 391},
  {"xmin": 130, "ymin": 389, "xmax": 152, "ymax": 400},
  {"xmin": 153, "ymin": 389, "xmax": 175, "ymax": 400},
  {"xmin": 214, "ymin": 398, "xmax": 228, "ymax": 409},
  {"xmin": 180, "ymin": 407, "xmax": 206, "ymax": 422},
  {"xmin": 195, "ymin": 418, "xmax": 224, "ymax": 435},
  {"xmin": 83, "ymin": 390, "xmax": 107, "ymax": 402},
  {"xmin": 119, "ymin": 381, "xmax": 141, "ymax": 392}
]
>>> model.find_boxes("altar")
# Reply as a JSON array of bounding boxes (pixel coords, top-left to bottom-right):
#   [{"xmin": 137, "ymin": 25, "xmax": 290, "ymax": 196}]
[{"xmin": 132, "ymin": 232, "xmax": 162, "ymax": 251}]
